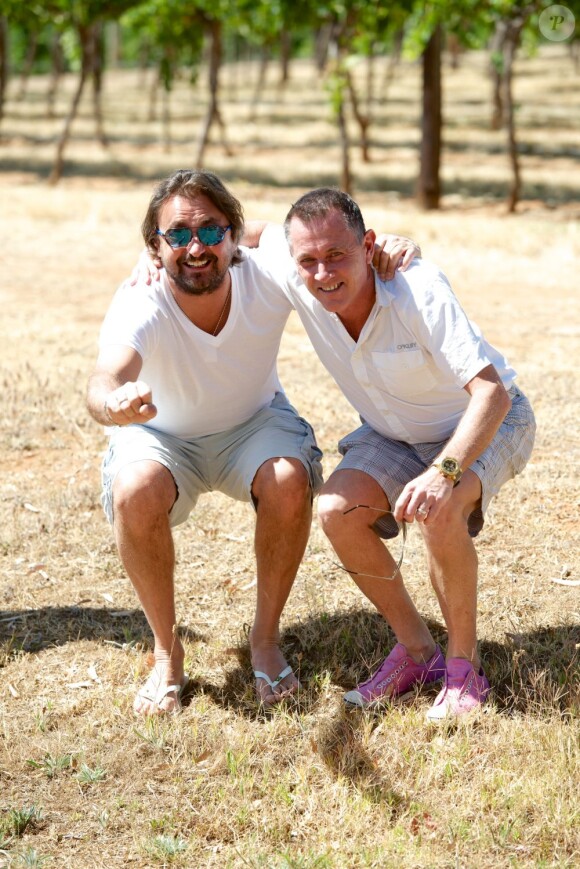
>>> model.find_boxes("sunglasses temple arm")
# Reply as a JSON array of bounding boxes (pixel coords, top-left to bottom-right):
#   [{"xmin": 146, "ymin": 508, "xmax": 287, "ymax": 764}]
[{"xmin": 331, "ymin": 518, "xmax": 406, "ymax": 582}]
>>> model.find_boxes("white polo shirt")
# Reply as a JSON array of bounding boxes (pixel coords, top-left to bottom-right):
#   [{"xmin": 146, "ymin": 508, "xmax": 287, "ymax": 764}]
[
  {"xmin": 255, "ymin": 225, "xmax": 516, "ymax": 444},
  {"xmin": 99, "ymin": 249, "xmax": 293, "ymax": 438}
]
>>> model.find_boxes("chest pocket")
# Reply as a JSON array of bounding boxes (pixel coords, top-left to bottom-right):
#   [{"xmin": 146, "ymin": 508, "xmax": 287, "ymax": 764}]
[{"xmin": 371, "ymin": 349, "xmax": 437, "ymax": 396}]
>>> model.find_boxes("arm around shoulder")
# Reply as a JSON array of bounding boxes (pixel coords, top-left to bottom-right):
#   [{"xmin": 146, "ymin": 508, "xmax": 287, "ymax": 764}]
[{"xmin": 240, "ymin": 221, "xmax": 271, "ymax": 248}]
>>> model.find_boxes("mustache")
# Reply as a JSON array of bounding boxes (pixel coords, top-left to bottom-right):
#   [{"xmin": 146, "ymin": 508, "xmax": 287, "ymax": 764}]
[{"xmin": 180, "ymin": 252, "xmax": 216, "ymax": 266}]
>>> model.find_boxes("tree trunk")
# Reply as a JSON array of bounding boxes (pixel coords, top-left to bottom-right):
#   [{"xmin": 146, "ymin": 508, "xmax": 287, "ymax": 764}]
[
  {"xmin": 490, "ymin": 9, "xmax": 529, "ymax": 212},
  {"xmin": 447, "ymin": 33, "xmax": 462, "ymax": 70},
  {"xmin": 345, "ymin": 69, "xmax": 370, "ymax": 163},
  {"xmin": 226, "ymin": 34, "xmax": 240, "ymax": 101},
  {"xmin": 314, "ymin": 24, "xmax": 336, "ymax": 73},
  {"xmin": 18, "ymin": 31, "xmax": 38, "ymax": 99},
  {"xmin": 49, "ymin": 62, "xmax": 88, "ymax": 184},
  {"xmin": 489, "ymin": 20, "xmax": 507, "ymax": 130},
  {"xmin": 148, "ymin": 66, "xmax": 159, "ymax": 122},
  {"xmin": 502, "ymin": 22, "xmax": 524, "ymax": 213},
  {"xmin": 194, "ymin": 20, "xmax": 232, "ymax": 167},
  {"xmin": 248, "ymin": 47, "xmax": 269, "ymax": 121},
  {"xmin": 91, "ymin": 24, "xmax": 107, "ymax": 148},
  {"xmin": 417, "ymin": 25, "xmax": 442, "ymax": 210},
  {"xmin": 490, "ymin": 64, "xmax": 503, "ymax": 131},
  {"xmin": 279, "ymin": 30, "xmax": 291, "ymax": 86},
  {"xmin": 0, "ymin": 17, "xmax": 8, "ymax": 127},
  {"xmin": 337, "ymin": 94, "xmax": 352, "ymax": 194},
  {"xmin": 138, "ymin": 40, "xmax": 152, "ymax": 91},
  {"xmin": 49, "ymin": 23, "xmax": 99, "ymax": 184},
  {"xmin": 162, "ymin": 82, "xmax": 171, "ymax": 153},
  {"xmin": 47, "ymin": 31, "xmax": 64, "ymax": 120},
  {"xmin": 365, "ymin": 44, "xmax": 375, "ymax": 115}
]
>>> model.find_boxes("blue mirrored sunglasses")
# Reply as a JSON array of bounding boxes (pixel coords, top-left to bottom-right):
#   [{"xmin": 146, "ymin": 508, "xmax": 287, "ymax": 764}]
[{"xmin": 156, "ymin": 224, "xmax": 232, "ymax": 249}]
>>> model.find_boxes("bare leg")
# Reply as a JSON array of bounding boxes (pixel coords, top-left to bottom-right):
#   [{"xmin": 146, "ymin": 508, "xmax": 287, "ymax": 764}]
[
  {"xmin": 112, "ymin": 460, "xmax": 185, "ymax": 714},
  {"xmin": 420, "ymin": 470, "xmax": 482, "ymax": 667},
  {"xmin": 250, "ymin": 458, "xmax": 312, "ymax": 705},
  {"xmin": 318, "ymin": 470, "xmax": 437, "ymax": 663}
]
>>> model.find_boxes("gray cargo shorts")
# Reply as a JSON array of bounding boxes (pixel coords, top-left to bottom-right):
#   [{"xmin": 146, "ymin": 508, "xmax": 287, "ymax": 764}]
[{"xmin": 101, "ymin": 392, "xmax": 323, "ymax": 527}]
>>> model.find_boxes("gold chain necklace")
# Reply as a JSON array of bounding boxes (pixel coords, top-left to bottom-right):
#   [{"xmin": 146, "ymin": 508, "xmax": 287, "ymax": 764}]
[{"xmin": 212, "ymin": 286, "xmax": 231, "ymax": 336}]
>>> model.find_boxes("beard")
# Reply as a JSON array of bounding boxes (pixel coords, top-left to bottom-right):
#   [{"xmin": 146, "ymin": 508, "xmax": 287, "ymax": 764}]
[{"xmin": 165, "ymin": 253, "xmax": 230, "ymax": 296}]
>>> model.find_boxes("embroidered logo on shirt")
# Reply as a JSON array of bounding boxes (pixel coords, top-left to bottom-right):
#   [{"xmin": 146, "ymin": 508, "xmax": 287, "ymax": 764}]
[{"xmin": 396, "ymin": 342, "xmax": 418, "ymax": 351}]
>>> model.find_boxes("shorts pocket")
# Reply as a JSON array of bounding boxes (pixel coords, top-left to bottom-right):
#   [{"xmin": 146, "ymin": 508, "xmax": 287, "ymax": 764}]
[{"xmin": 338, "ymin": 423, "xmax": 377, "ymax": 456}]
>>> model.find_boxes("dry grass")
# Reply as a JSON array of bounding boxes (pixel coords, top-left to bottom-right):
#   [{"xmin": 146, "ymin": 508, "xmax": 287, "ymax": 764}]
[{"xmin": 0, "ymin": 45, "xmax": 579, "ymax": 868}]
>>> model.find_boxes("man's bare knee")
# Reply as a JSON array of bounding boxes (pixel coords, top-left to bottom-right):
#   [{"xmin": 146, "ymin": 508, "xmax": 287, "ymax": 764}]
[
  {"xmin": 420, "ymin": 499, "xmax": 473, "ymax": 549},
  {"xmin": 317, "ymin": 491, "xmax": 347, "ymax": 536},
  {"xmin": 318, "ymin": 470, "xmax": 389, "ymax": 538},
  {"xmin": 113, "ymin": 461, "xmax": 177, "ymax": 521},
  {"xmin": 318, "ymin": 493, "xmax": 383, "ymax": 544},
  {"xmin": 252, "ymin": 457, "xmax": 310, "ymax": 508}
]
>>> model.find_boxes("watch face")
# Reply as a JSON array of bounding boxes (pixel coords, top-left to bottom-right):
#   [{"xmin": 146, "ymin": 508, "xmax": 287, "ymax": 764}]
[{"xmin": 441, "ymin": 458, "xmax": 459, "ymax": 475}]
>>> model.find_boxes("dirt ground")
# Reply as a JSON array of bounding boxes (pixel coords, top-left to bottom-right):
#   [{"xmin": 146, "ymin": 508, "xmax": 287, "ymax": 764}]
[{"xmin": 0, "ymin": 44, "xmax": 578, "ymax": 868}]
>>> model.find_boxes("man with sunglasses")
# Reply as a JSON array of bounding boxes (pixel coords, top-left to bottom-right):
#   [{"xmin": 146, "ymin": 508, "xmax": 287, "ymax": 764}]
[
  {"xmin": 86, "ymin": 170, "xmax": 416, "ymax": 715},
  {"xmin": 251, "ymin": 187, "xmax": 536, "ymax": 721}
]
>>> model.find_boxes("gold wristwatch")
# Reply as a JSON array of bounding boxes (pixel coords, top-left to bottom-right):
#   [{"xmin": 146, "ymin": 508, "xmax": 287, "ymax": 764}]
[{"xmin": 432, "ymin": 457, "xmax": 463, "ymax": 485}]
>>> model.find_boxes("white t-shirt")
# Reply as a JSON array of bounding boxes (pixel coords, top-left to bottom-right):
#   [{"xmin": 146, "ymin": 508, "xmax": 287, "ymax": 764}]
[
  {"xmin": 255, "ymin": 225, "xmax": 517, "ymax": 444},
  {"xmin": 99, "ymin": 249, "xmax": 293, "ymax": 438}
]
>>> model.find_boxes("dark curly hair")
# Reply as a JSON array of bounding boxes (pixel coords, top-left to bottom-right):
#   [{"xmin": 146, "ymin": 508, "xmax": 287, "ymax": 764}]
[{"xmin": 141, "ymin": 169, "xmax": 245, "ymax": 265}]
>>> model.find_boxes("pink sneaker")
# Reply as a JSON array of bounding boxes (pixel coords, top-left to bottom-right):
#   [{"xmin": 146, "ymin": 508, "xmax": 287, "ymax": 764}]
[
  {"xmin": 344, "ymin": 643, "xmax": 445, "ymax": 709},
  {"xmin": 426, "ymin": 657, "xmax": 490, "ymax": 722}
]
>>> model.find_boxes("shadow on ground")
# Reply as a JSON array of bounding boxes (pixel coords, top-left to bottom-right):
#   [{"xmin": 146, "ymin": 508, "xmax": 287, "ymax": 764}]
[
  {"xmin": 218, "ymin": 609, "xmax": 580, "ymax": 720},
  {"xmin": 1, "ymin": 151, "xmax": 579, "ymax": 209},
  {"xmin": 0, "ymin": 604, "xmax": 204, "ymax": 653},
  {"xmin": 2, "ymin": 604, "xmax": 577, "ymax": 721}
]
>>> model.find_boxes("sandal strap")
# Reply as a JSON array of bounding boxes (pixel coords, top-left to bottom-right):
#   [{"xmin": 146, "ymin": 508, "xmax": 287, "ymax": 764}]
[
  {"xmin": 254, "ymin": 665, "xmax": 293, "ymax": 689},
  {"xmin": 139, "ymin": 674, "xmax": 188, "ymax": 704},
  {"xmin": 157, "ymin": 683, "xmax": 183, "ymax": 699}
]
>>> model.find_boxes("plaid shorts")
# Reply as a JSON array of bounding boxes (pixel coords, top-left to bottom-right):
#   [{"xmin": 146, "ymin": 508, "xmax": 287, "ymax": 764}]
[{"xmin": 335, "ymin": 385, "xmax": 535, "ymax": 539}]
